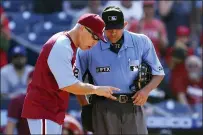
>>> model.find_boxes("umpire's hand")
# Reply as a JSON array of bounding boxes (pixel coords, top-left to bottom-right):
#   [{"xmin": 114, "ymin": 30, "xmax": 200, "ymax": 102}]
[
  {"xmin": 132, "ymin": 89, "xmax": 149, "ymax": 106},
  {"xmin": 95, "ymin": 86, "xmax": 120, "ymax": 100}
]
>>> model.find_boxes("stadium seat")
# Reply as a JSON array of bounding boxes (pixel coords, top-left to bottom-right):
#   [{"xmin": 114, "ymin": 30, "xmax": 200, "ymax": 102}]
[
  {"xmin": 8, "ymin": 11, "xmax": 44, "ymax": 35},
  {"xmin": 8, "ymin": 11, "xmax": 44, "ymax": 26},
  {"xmin": 33, "ymin": 21, "xmax": 70, "ymax": 36},
  {"xmin": 154, "ymin": 100, "xmax": 192, "ymax": 116},
  {"xmin": 1, "ymin": 0, "xmax": 33, "ymax": 12},
  {"xmin": 68, "ymin": 0, "xmax": 88, "ymax": 10},
  {"xmin": 44, "ymin": 12, "xmax": 74, "ymax": 25},
  {"xmin": 8, "ymin": 21, "xmax": 29, "ymax": 35},
  {"xmin": 193, "ymin": 103, "xmax": 202, "ymax": 120},
  {"xmin": 20, "ymin": 32, "xmax": 50, "ymax": 46}
]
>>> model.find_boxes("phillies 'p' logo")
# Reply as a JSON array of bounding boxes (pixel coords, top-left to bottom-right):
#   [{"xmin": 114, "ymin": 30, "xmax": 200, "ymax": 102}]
[{"xmin": 73, "ymin": 68, "xmax": 79, "ymax": 78}]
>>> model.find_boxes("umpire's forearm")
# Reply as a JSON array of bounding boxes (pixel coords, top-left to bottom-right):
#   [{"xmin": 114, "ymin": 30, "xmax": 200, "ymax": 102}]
[{"xmin": 143, "ymin": 75, "xmax": 164, "ymax": 93}]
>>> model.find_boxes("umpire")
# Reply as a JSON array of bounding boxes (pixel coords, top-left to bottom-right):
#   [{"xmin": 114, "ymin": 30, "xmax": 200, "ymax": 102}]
[{"xmin": 76, "ymin": 6, "xmax": 165, "ymax": 134}]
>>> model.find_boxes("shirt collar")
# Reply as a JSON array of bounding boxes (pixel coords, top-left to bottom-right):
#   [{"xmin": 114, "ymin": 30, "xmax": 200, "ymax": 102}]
[{"xmin": 100, "ymin": 30, "xmax": 134, "ymax": 51}]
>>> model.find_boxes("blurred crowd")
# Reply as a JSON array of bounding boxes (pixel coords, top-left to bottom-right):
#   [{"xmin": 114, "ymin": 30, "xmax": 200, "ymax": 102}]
[{"xmin": 0, "ymin": 0, "xmax": 202, "ymax": 135}]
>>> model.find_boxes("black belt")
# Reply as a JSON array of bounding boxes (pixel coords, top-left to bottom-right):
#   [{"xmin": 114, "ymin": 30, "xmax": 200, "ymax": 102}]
[{"xmin": 90, "ymin": 93, "xmax": 134, "ymax": 103}]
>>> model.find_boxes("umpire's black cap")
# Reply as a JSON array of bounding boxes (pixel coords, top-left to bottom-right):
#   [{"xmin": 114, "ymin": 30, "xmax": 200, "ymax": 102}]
[{"xmin": 102, "ymin": 6, "xmax": 124, "ymax": 30}]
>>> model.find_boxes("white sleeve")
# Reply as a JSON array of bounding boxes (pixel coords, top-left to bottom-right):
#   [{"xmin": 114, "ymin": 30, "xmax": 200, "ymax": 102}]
[
  {"xmin": 7, "ymin": 117, "xmax": 18, "ymax": 124},
  {"xmin": 0, "ymin": 69, "xmax": 9, "ymax": 94},
  {"xmin": 47, "ymin": 35, "xmax": 79, "ymax": 89}
]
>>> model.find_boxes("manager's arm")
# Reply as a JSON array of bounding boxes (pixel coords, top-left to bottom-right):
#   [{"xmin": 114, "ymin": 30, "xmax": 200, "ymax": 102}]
[
  {"xmin": 47, "ymin": 36, "xmax": 119, "ymax": 99},
  {"xmin": 61, "ymin": 80, "xmax": 119, "ymax": 99}
]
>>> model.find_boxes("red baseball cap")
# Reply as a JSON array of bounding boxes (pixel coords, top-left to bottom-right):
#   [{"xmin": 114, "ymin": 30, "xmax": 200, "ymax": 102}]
[
  {"xmin": 78, "ymin": 13, "xmax": 107, "ymax": 43},
  {"xmin": 143, "ymin": 0, "xmax": 155, "ymax": 6},
  {"xmin": 176, "ymin": 26, "xmax": 190, "ymax": 36}
]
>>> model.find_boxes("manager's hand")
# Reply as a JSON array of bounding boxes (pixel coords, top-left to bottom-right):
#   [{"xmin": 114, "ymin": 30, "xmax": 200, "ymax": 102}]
[{"xmin": 95, "ymin": 86, "xmax": 120, "ymax": 100}]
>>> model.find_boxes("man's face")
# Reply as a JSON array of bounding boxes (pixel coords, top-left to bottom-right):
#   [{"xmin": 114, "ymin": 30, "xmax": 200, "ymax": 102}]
[
  {"xmin": 88, "ymin": 0, "xmax": 100, "ymax": 11},
  {"xmin": 186, "ymin": 61, "xmax": 202, "ymax": 81},
  {"xmin": 79, "ymin": 26, "xmax": 99, "ymax": 50},
  {"xmin": 105, "ymin": 29, "xmax": 124, "ymax": 43},
  {"xmin": 121, "ymin": 0, "xmax": 132, "ymax": 8},
  {"xmin": 178, "ymin": 35, "xmax": 189, "ymax": 44},
  {"xmin": 143, "ymin": 5, "xmax": 154, "ymax": 17},
  {"xmin": 12, "ymin": 55, "xmax": 27, "ymax": 70}
]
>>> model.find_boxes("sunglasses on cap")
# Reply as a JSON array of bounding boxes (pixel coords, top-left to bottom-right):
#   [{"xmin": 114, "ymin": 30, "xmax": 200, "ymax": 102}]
[{"xmin": 85, "ymin": 27, "xmax": 100, "ymax": 41}]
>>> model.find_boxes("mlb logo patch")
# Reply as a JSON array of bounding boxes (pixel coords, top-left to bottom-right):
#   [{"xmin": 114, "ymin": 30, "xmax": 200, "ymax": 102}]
[
  {"xmin": 108, "ymin": 16, "xmax": 117, "ymax": 21},
  {"xmin": 130, "ymin": 66, "xmax": 138, "ymax": 71}
]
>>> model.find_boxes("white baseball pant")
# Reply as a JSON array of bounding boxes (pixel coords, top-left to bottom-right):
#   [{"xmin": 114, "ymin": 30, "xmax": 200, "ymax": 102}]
[{"xmin": 27, "ymin": 119, "xmax": 62, "ymax": 135}]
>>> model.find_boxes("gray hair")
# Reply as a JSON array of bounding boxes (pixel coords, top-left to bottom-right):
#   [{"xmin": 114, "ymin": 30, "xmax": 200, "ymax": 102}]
[{"xmin": 185, "ymin": 55, "xmax": 202, "ymax": 69}]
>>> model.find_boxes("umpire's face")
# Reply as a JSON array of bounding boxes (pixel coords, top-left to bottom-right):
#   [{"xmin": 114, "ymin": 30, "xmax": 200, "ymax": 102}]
[
  {"xmin": 78, "ymin": 25, "xmax": 99, "ymax": 50},
  {"xmin": 105, "ymin": 21, "xmax": 128, "ymax": 43}
]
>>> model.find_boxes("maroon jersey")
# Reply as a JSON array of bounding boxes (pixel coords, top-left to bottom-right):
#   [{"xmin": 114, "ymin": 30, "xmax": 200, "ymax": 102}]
[
  {"xmin": 22, "ymin": 32, "xmax": 77, "ymax": 125},
  {"xmin": 137, "ymin": 19, "xmax": 167, "ymax": 57},
  {"xmin": 7, "ymin": 94, "xmax": 30, "ymax": 135}
]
